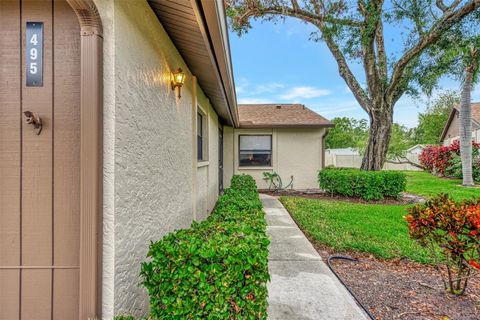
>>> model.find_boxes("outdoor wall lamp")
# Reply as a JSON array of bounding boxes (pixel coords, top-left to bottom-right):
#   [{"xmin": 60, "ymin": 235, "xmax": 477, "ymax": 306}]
[{"xmin": 171, "ymin": 68, "xmax": 186, "ymax": 98}]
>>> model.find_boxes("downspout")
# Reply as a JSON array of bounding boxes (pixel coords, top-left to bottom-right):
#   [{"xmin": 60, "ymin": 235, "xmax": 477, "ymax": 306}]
[
  {"xmin": 321, "ymin": 129, "xmax": 330, "ymax": 169},
  {"xmin": 192, "ymin": 76, "xmax": 198, "ymax": 221},
  {"xmin": 66, "ymin": 0, "xmax": 103, "ymax": 319}
]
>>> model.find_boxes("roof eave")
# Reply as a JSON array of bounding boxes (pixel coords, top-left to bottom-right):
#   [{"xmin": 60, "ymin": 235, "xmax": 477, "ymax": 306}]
[
  {"xmin": 439, "ymin": 103, "xmax": 480, "ymax": 142},
  {"xmin": 149, "ymin": 0, "xmax": 238, "ymax": 127},
  {"xmin": 193, "ymin": 0, "xmax": 239, "ymax": 126},
  {"xmin": 239, "ymin": 123, "xmax": 335, "ymax": 129},
  {"xmin": 439, "ymin": 107, "xmax": 458, "ymax": 142}
]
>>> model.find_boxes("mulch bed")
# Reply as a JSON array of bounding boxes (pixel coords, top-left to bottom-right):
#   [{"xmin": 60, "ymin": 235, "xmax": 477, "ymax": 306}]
[
  {"xmin": 260, "ymin": 190, "xmax": 424, "ymax": 205},
  {"xmin": 315, "ymin": 246, "xmax": 480, "ymax": 320}
]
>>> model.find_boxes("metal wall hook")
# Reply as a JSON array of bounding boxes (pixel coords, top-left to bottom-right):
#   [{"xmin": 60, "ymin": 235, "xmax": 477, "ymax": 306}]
[{"xmin": 23, "ymin": 111, "xmax": 42, "ymax": 135}]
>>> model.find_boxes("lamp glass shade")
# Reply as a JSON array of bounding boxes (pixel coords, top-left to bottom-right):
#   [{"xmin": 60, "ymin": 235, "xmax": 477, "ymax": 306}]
[{"xmin": 172, "ymin": 68, "xmax": 186, "ymax": 86}]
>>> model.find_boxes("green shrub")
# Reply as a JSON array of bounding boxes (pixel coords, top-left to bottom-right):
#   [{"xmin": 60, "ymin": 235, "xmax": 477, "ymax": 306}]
[
  {"xmin": 318, "ymin": 168, "xmax": 406, "ymax": 201},
  {"xmin": 405, "ymin": 194, "xmax": 480, "ymax": 295},
  {"xmin": 113, "ymin": 316, "xmax": 148, "ymax": 320},
  {"xmin": 141, "ymin": 175, "xmax": 270, "ymax": 319},
  {"xmin": 444, "ymin": 149, "xmax": 480, "ymax": 182}
]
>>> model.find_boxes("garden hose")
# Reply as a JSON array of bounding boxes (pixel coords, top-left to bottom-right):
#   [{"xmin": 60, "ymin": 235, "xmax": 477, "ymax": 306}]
[{"xmin": 326, "ymin": 255, "xmax": 376, "ymax": 320}]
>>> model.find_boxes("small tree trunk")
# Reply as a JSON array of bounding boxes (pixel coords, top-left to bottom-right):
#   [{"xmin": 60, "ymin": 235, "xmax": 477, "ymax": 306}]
[
  {"xmin": 459, "ymin": 67, "xmax": 474, "ymax": 187},
  {"xmin": 361, "ymin": 109, "xmax": 393, "ymax": 171}
]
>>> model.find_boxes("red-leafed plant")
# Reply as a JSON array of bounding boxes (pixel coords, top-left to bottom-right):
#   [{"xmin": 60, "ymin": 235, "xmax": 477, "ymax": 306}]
[
  {"xmin": 405, "ymin": 194, "xmax": 480, "ymax": 295},
  {"xmin": 419, "ymin": 140, "xmax": 480, "ymax": 176}
]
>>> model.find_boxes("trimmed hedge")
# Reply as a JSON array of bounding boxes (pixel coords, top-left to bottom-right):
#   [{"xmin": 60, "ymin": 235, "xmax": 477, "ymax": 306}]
[
  {"xmin": 141, "ymin": 175, "xmax": 270, "ymax": 319},
  {"xmin": 318, "ymin": 168, "xmax": 406, "ymax": 201}
]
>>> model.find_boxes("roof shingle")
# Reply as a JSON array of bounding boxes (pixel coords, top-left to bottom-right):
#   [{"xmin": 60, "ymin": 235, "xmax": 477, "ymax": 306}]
[
  {"xmin": 453, "ymin": 102, "xmax": 480, "ymax": 123},
  {"xmin": 469, "ymin": 102, "xmax": 480, "ymax": 124},
  {"xmin": 238, "ymin": 104, "xmax": 334, "ymax": 128},
  {"xmin": 440, "ymin": 102, "xmax": 480, "ymax": 142}
]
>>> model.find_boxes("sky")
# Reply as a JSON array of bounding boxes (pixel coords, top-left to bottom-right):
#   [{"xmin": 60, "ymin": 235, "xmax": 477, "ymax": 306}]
[{"xmin": 228, "ymin": 17, "xmax": 480, "ymax": 128}]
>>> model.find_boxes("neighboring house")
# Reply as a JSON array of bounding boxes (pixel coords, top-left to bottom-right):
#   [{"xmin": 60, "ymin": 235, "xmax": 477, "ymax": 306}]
[
  {"xmin": 440, "ymin": 102, "xmax": 480, "ymax": 145},
  {"xmin": 404, "ymin": 144, "xmax": 425, "ymax": 163},
  {"xmin": 0, "ymin": 1, "xmax": 334, "ymax": 319},
  {"xmin": 224, "ymin": 104, "xmax": 334, "ymax": 189},
  {"xmin": 406, "ymin": 144, "xmax": 425, "ymax": 155}
]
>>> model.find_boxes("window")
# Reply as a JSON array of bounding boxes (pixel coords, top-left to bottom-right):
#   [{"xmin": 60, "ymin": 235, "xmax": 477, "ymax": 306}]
[
  {"xmin": 197, "ymin": 112, "xmax": 204, "ymax": 161},
  {"xmin": 239, "ymin": 135, "xmax": 272, "ymax": 167}
]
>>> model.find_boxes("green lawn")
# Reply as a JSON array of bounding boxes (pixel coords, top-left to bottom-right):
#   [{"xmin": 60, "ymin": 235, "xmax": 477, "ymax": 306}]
[
  {"xmin": 280, "ymin": 196, "xmax": 432, "ymax": 262},
  {"xmin": 279, "ymin": 171, "xmax": 480, "ymax": 264},
  {"xmin": 405, "ymin": 171, "xmax": 479, "ymax": 201}
]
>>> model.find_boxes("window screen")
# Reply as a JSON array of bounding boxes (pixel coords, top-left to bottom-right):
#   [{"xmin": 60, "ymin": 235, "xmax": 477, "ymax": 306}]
[
  {"xmin": 239, "ymin": 135, "xmax": 272, "ymax": 167},
  {"xmin": 197, "ymin": 113, "xmax": 203, "ymax": 160}
]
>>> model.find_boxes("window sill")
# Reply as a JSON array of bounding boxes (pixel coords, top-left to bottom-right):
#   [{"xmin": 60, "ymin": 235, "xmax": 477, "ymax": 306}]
[
  {"xmin": 197, "ymin": 161, "xmax": 209, "ymax": 168},
  {"xmin": 237, "ymin": 166, "xmax": 274, "ymax": 170}
]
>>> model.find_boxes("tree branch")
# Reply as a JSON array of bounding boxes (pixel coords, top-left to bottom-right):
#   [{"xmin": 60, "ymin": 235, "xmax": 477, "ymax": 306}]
[
  {"xmin": 239, "ymin": 2, "xmax": 370, "ymax": 111},
  {"xmin": 436, "ymin": 0, "xmax": 462, "ymax": 12},
  {"xmin": 320, "ymin": 29, "xmax": 371, "ymax": 111},
  {"xmin": 449, "ymin": 0, "xmax": 463, "ymax": 11},
  {"xmin": 386, "ymin": 157, "xmax": 425, "ymax": 169},
  {"xmin": 412, "ymin": 0, "xmax": 426, "ymax": 34},
  {"xmin": 375, "ymin": 16, "xmax": 388, "ymax": 83},
  {"xmin": 291, "ymin": 0, "xmax": 299, "ymax": 12},
  {"xmin": 310, "ymin": 0, "xmax": 322, "ymax": 15},
  {"xmin": 391, "ymin": 0, "xmax": 425, "ymax": 34},
  {"xmin": 260, "ymin": 5, "xmax": 362, "ymax": 27},
  {"xmin": 360, "ymin": 0, "xmax": 384, "ymax": 109},
  {"xmin": 387, "ymin": 0, "xmax": 480, "ymax": 103},
  {"xmin": 436, "ymin": 0, "xmax": 448, "ymax": 12}
]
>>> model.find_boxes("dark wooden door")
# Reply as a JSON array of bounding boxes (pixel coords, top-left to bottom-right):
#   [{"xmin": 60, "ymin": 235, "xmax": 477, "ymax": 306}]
[
  {"xmin": 0, "ymin": 1, "xmax": 81, "ymax": 319},
  {"xmin": 219, "ymin": 127, "xmax": 224, "ymax": 194}
]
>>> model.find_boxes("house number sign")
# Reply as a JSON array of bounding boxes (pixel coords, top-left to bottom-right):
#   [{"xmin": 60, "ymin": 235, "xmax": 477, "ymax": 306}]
[{"xmin": 26, "ymin": 22, "xmax": 43, "ymax": 87}]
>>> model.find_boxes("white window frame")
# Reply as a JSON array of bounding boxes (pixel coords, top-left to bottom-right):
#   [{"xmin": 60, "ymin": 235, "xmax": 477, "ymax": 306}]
[{"xmin": 197, "ymin": 106, "xmax": 208, "ymax": 162}]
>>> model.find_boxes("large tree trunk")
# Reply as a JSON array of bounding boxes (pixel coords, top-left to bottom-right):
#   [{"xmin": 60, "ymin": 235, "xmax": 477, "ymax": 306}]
[
  {"xmin": 361, "ymin": 108, "xmax": 393, "ymax": 171},
  {"xmin": 459, "ymin": 67, "xmax": 474, "ymax": 186}
]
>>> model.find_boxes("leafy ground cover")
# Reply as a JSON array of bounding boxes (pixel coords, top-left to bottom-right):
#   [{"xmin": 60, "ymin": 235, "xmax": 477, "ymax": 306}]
[{"xmin": 141, "ymin": 175, "xmax": 269, "ymax": 319}]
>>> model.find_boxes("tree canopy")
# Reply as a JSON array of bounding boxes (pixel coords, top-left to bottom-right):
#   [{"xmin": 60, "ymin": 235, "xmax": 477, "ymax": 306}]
[
  {"xmin": 413, "ymin": 91, "xmax": 460, "ymax": 145},
  {"xmin": 325, "ymin": 117, "xmax": 368, "ymax": 149},
  {"xmin": 326, "ymin": 91, "xmax": 463, "ymax": 158},
  {"xmin": 387, "ymin": 123, "xmax": 416, "ymax": 159},
  {"xmin": 227, "ymin": 0, "xmax": 480, "ymax": 170},
  {"xmin": 325, "ymin": 117, "xmax": 416, "ymax": 159}
]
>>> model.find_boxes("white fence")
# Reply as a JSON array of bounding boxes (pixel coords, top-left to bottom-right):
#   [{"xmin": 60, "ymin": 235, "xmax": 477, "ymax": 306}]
[{"xmin": 324, "ymin": 154, "xmax": 422, "ymax": 171}]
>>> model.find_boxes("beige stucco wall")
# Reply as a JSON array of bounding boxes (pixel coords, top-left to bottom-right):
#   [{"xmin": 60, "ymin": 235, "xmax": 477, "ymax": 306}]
[
  {"xmin": 443, "ymin": 111, "xmax": 480, "ymax": 146},
  {"xmin": 445, "ymin": 128, "xmax": 480, "ymax": 146},
  {"xmin": 223, "ymin": 127, "xmax": 327, "ymax": 189},
  {"xmin": 195, "ymin": 96, "xmax": 220, "ymax": 221},
  {"xmin": 94, "ymin": 0, "xmax": 221, "ymax": 317},
  {"xmin": 443, "ymin": 112, "xmax": 461, "ymax": 146}
]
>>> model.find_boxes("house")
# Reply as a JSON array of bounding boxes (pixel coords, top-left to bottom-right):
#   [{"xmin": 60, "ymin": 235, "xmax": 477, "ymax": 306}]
[
  {"xmin": 224, "ymin": 104, "xmax": 334, "ymax": 190},
  {"xmin": 404, "ymin": 144, "xmax": 425, "ymax": 163},
  {"xmin": 440, "ymin": 102, "xmax": 480, "ymax": 145},
  {"xmin": 0, "ymin": 0, "xmax": 332, "ymax": 319},
  {"xmin": 406, "ymin": 144, "xmax": 425, "ymax": 156}
]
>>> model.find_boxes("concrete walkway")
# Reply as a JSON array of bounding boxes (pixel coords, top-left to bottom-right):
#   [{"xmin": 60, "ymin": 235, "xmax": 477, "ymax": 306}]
[{"xmin": 260, "ymin": 194, "xmax": 369, "ymax": 320}]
